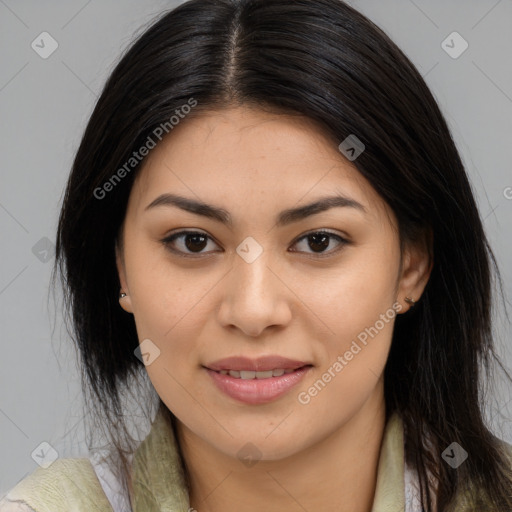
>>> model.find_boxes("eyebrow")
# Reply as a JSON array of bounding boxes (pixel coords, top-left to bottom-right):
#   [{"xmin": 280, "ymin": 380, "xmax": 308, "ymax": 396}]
[{"xmin": 144, "ymin": 193, "xmax": 367, "ymax": 227}]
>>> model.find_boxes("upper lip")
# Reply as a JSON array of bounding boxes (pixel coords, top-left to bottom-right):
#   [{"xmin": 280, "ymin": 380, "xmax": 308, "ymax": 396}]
[{"xmin": 205, "ymin": 356, "xmax": 311, "ymax": 372}]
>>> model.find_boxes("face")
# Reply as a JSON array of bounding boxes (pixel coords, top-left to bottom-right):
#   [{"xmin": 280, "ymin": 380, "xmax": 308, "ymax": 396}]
[{"xmin": 116, "ymin": 105, "xmax": 430, "ymax": 461}]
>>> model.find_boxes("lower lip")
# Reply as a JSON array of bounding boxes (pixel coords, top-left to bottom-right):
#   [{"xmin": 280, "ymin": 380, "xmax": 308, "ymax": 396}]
[{"xmin": 205, "ymin": 366, "xmax": 312, "ymax": 405}]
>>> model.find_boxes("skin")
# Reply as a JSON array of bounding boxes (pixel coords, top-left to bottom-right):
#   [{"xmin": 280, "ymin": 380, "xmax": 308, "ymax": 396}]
[{"xmin": 116, "ymin": 105, "xmax": 432, "ymax": 512}]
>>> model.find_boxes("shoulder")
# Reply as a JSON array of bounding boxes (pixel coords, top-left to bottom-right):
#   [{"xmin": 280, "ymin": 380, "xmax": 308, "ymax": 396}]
[{"xmin": 0, "ymin": 458, "xmax": 114, "ymax": 512}]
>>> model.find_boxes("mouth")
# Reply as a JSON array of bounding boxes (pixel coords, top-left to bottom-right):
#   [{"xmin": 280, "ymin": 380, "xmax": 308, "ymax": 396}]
[{"xmin": 203, "ymin": 362, "xmax": 313, "ymax": 405}]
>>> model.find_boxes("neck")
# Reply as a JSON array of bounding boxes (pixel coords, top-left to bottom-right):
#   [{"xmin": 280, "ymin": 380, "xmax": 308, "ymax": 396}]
[{"xmin": 176, "ymin": 383, "xmax": 387, "ymax": 512}]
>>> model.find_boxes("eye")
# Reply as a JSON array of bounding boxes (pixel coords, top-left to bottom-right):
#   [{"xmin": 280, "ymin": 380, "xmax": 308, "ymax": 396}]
[
  {"xmin": 161, "ymin": 229, "xmax": 349, "ymax": 258},
  {"xmin": 161, "ymin": 230, "xmax": 220, "ymax": 257},
  {"xmin": 290, "ymin": 230, "xmax": 349, "ymax": 257}
]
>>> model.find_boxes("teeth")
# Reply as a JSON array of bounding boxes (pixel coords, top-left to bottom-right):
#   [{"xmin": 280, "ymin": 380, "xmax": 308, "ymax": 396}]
[
  {"xmin": 256, "ymin": 370, "xmax": 274, "ymax": 379},
  {"xmin": 219, "ymin": 369, "xmax": 296, "ymax": 379}
]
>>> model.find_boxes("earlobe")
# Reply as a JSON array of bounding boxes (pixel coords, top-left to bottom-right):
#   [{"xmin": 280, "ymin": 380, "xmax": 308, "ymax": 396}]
[{"xmin": 118, "ymin": 289, "xmax": 133, "ymax": 313}]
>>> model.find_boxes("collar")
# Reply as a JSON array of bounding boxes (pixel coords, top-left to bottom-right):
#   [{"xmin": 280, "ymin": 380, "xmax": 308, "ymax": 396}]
[{"xmin": 129, "ymin": 408, "xmax": 407, "ymax": 511}]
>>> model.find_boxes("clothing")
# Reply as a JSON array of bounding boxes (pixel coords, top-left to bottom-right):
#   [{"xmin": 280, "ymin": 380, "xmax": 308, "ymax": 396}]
[{"xmin": 1, "ymin": 408, "xmax": 510, "ymax": 511}]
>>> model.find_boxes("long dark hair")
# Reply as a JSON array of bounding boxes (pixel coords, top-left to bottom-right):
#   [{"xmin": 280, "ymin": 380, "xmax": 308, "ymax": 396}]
[{"xmin": 53, "ymin": 0, "xmax": 512, "ymax": 509}]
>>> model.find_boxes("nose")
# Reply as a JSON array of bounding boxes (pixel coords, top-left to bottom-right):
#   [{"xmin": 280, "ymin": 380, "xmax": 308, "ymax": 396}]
[{"xmin": 217, "ymin": 249, "xmax": 293, "ymax": 338}]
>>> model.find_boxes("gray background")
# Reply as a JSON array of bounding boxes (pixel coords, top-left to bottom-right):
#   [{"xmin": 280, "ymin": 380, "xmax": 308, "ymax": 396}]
[{"xmin": 1, "ymin": 0, "xmax": 511, "ymax": 496}]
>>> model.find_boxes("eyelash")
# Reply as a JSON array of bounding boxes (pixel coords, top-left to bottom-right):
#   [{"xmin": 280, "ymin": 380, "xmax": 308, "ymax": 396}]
[{"xmin": 161, "ymin": 230, "xmax": 349, "ymax": 259}]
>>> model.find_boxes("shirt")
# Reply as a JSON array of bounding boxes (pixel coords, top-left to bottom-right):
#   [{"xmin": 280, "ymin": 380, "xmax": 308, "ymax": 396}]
[{"xmin": 1, "ymin": 408, "xmax": 511, "ymax": 511}]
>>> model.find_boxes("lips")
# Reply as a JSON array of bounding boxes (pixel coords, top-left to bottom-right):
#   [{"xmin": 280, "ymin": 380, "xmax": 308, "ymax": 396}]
[
  {"xmin": 204, "ymin": 355, "xmax": 313, "ymax": 404},
  {"xmin": 205, "ymin": 366, "xmax": 312, "ymax": 404}
]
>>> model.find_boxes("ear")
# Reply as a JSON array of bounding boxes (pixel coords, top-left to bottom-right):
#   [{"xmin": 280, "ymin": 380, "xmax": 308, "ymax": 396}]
[
  {"xmin": 116, "ymin": 241, "xmax": 134, "ymax": 314},
  {"xmin": 396, "ymin": 228, "xmax": 433, "ymax": 313}
]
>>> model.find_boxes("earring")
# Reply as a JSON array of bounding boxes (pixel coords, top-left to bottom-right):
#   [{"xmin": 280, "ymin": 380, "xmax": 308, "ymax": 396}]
[
  {"xmin": 119, "ymin": 290, "xmax": 127, "ymax": 299},
  {"xmin": 404, "ymin": 296, "xmax": 416, "ymax": 308}
]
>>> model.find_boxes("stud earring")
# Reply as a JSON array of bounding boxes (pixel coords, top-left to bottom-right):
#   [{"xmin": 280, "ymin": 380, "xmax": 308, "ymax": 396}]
[
  {"xmin": 119, "ymin": 290, "xmax": 127, "ymax": 299},
  {"xmin": 404, "ymin": 296, "xmax": 416, "ymax": 308}
]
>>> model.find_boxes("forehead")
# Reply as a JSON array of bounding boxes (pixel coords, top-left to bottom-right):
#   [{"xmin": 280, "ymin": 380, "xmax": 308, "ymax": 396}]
[{"xmin": 127, "ymin": 106, "xmax": 394, "ymax": 227}]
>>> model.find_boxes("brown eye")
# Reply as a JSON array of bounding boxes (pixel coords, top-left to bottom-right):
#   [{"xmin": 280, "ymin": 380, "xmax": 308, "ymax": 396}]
[
  {"xmin": 290, "ymin": 231, "xmax": 348, "ymax": 256},
  {"xmin": 162, "ymin": 231, "xmax": 219, "ymax": 256}
]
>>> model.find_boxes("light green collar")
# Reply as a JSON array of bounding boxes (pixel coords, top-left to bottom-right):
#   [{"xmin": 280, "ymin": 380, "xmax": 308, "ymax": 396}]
[{"xmin": 4, "ymin": 406, "xmax": 509, "ymax": 511}]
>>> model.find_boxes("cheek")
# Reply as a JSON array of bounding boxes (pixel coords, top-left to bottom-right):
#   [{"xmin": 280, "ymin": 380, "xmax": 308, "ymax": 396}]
[
  {"xmin": 292, "ymin": 246, "xmax": 399, "ymax": 334},
  {"xmin": 320, "ymin": 296, "xmax": 396, "ymax": 386},
  {"xmin": 124, "ymin": 241, "xmax": 203, "ymax": 332}
]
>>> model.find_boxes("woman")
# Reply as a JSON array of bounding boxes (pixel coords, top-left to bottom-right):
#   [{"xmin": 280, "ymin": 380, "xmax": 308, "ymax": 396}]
[{"xmin": 1, "ymin": 0, "xmax": 511, "ymax": 510}]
